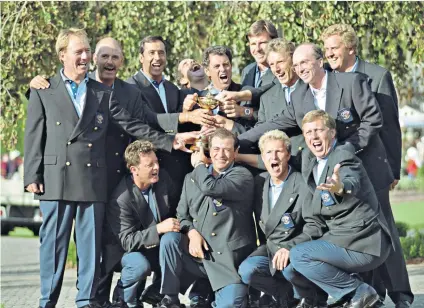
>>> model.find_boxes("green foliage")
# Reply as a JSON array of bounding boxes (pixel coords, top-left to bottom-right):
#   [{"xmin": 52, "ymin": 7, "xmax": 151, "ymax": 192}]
[
  {"xmin": 1, "ymin": 1, "xmax": 424, "ymax": 150},
  {"xmin": 395, "ymin": 221, "xmax": 409, "ymax": 237},
  {"xmin": 400, "ymin": 230, "xmax": 424, "ymax": 260},
  {"xmin": 66, "ymin": 239, "xmax": 77, "ymax": 268}
]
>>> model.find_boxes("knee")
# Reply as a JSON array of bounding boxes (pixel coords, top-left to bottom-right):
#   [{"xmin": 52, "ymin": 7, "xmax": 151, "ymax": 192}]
[
  {"xmin": 289, "ymin": 244, "xmax": 310, "ymax": 268},
  {"xmin": 238, "ymin": 260, "xmax": 256, "ymax": 285},
  {"xmin": 160, "ymin": 232, "xmax": 182, "ymax": 250},
  {"xmin": 282, "ymin": 263, "xmax": 296, "ymax": 282},
  {"xmin": 122, "ymin": 253, "xmax": 151, "ymax": 282}
]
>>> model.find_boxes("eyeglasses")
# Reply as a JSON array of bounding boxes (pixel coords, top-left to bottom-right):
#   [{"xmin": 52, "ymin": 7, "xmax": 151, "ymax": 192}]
[{"xmin": 292, "ymin": 57, "xmax": 322, "ymax": 72}]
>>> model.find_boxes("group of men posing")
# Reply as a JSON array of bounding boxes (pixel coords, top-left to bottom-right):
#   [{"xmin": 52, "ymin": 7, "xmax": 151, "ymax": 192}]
[{"xmin": 24, "ymin": 19, "xmax": 413, "ymax": 308}]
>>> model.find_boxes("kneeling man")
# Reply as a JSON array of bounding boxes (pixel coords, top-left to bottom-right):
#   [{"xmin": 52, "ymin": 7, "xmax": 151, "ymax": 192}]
[
  {"xmin": 158, "ymin": 128, "xmax": 256, "ymax": 308},
  {"xmin": 238, "ymin": 130, "xmax": 310, "ymax": 307},
  {"xmin": 103, "ymin": 140, "xmax": 180, "ymax": 308},
  {"xmin": 283, "ymin": 110, "xmax": 392, "ymax": 308}
]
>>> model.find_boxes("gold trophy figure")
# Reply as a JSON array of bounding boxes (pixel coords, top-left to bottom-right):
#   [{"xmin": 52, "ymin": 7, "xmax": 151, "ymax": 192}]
[{"xmin": 190, "ymin": 91, "xmax": 220, "ymax": 156}]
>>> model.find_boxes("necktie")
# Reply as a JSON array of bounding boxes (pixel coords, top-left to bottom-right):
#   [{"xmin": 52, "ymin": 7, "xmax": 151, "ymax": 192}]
[
  {"xmin": 68, "ymin": 80, "xmax": 78, "ymax": 99},
  {"xmin": 152, "ymin": 80, "xmax": 161, "ymax": 88},
  {"xmin": 142, "ymin": 188, "xmax": 159, "ymax": 222}
]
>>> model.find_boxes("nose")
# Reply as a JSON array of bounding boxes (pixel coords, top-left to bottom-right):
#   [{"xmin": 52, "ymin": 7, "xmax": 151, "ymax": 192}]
[
  {"xmin": 326, "ymin": 49, "xmax": 333, "ymax": 58},
  {"xmin": 153, "ymin": 52, "xmax": 160, "ymax": 60}
]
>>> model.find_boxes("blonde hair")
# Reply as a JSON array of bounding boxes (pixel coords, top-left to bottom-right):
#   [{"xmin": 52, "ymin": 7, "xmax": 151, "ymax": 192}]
[
  {"xmin": 321, "ymin": 24, "xmax": 359, "ymax": 53},
  {"xmin": 302, "ymin": 110, "xmax": 336, "ymax": 130},
  {"xmin": 259, "ymin": 130, "xmax": 291, "ymax": 153},
  {"xmin": 55, "ymin": 28, "xmax": 90, "ymax": 57},
  {"xmin": 125, "ymin": 140, "xmax": 156, "ymax": 169},
  {"xmin": 265, "ymin": 38, "xmax": 296, "ymax": 59}
]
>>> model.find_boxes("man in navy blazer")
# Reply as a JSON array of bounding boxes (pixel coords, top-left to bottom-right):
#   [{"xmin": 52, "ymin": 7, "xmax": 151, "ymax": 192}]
[{"xmin": 321, "ymin": 24, "xmax": 411, "ymax": 308}]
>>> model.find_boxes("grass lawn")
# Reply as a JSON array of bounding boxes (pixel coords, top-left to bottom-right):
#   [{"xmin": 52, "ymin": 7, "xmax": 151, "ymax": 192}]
[
  {"xmin": 391, "ymin": 200, "xmax": 424, "ymax": 228},
  {"xmin": 9, "ymin": 227, "xmax": 36, "ymax": 237}
]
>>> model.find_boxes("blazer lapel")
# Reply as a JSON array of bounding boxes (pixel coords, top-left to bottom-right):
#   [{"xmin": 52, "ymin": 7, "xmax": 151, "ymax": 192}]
[
  {"xmin": 265, "ymin": 173, "xmax": 298, "ymax": 237},
  {"xmin": 164, "ymin": 81, "xmax": 178, "ymax": 113},
  {"xmin": 69, "ymin": 82, "xmax": 102, "ymax": 141},
  {"xmin": 128, "ymin": 177, "xmax": 155, "ymax": 229},
  {"xmin": 325, "ymin": 73, "xmax": 342, "ymax": 119},
  {"xmin": 261, "ymin": 176, "xmax": 271, "ymax": 222},
  {"xmin": 261, "ymin": 69, "xmax": 275, "ymax": 86},
  {"xmin": 245, "ymin": 65, "xmax": 256, "ymax": 87},
  {"xmin": 152, "ymin": 181, "xmax": 170, "ymax": 222},
  {"xmin": 272, "ymin": 85, "xmax": 287, "ymax": 106},
  {"xmin": 302, "ymin": 151, "xmax": 317, "ymax": 194},
  {"xmin": 135, "ymin": 72, "xmax": 166, "ymax": 113},
  {"xmin": 48, "ymin": 74, "xmax": 79, "ymax": 126},
  {"xmin": 302, "ymin": 85, "xmax": 316, "ymax": 115}
]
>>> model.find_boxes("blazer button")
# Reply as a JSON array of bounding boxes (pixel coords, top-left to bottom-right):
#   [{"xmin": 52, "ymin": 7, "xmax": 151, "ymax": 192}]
[
  {"xmin": 115, "ymin": 152, "xmax": 119, "ymax": 156},
  {"xmin": 211, "ymin": 232, "xmax": 216, "ymax": 236},
  {"xmin": 284, "ymin": 231, "xmax": 288, "ymax": 234},
  {"xmin": 331, "ymin": 216, "xmax": 335, "ymax": 220},
  {"xmin": 298, "ymin": 146, "xmax": 303, "ymax": 151},
  {"xmin": 87, "ymin": 163, "xmax": 91, "ymax": 167},
  {"xmin": 66, "ymin": 162, "xmax": 71, "ymax": 166},
  {"xmin": 117, "ymin": 170, "xmax": 121, "ymax": 173},
  {"xmin": 88, "ymin": 143, "xmax": 93, "ymax": 148},
  {"xmin": 94, "ymin": 126, "xmax": 98, "ymax": 131},
  {"xmin": 193, "ymin": 219, "xmax": 197, "ymax": 222},
  {"xmin": 212, "ymin": 212, "xmax": 217, "ymax": 216},
  {"xmin": 217, "ymin": 251, "xmax": 222, "ymax": 255},
  {"xmin": 56, "ymin": 122, "xmax": 61, "ymax": 125},
  {"xmin": 67, "ymin": 141, "xmax": 71, "ymax": 145},
  {"xmin": 120, "ymin": 134, "xmax": 124, "ymax": 137}
]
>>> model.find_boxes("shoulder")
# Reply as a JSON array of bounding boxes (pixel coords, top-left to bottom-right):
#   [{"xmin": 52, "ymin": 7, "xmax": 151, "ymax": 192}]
[
  {"xmin": 242, "ymin": 62, "xmax": 257, "ymax": 74},
  {"xmin": 261, "ymin": 83, "xmax": 280, "ymax": 99},
  {"xmin": 359, "ymin": 59, "xmax": 388, "ymax": 77},
  {"xmin": 88, "ymin": 78, "xmax": 113, "ymax": 92},
  {"xmin": 331, "ymin": 144, "xmax": 359, "ymax": 162},
  {"xmin": 254, "ymin": 171, "xmax": 269, "ymax": 184},
  {"xmin": 230, "ymin": 164, "xmax": 254, "ymax": 180},
  {"xmin": 229, "ymin": 81, "xmax": 242, "ymax": 91},
  {"xmin": 110, "ymin": 176, "xmax": 133, "ymax": 205}
]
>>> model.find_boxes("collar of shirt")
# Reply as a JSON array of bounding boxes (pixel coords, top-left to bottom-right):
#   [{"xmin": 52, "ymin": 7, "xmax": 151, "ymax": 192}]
[
  {"xmin": 281, "ymin": 79, "xmax": 299, "ymax": 104},
  {"xmin": 310, "ymin": 71, "xmax": 328, "ymax": 98},
  {"xmin": 207, "ymin": 162, "xmax": 235, "ymax": 176},
  {"xmin": 335, "ymin": 56, "xmax": 359, "ymax": 73},
  {"xmin": 255, "ymin": 65, "xmax": 269, "ymax": 87},
  {"xmin": 140, "ymin": 69, "xmax": 165, "ymax": 88},
  {"xmin": 209, "ymin": 83, "xmax": 227, "ymax": 94},
  {"xmin": 316, "ymin": 140, "xmax": 337, "ymax": 163},
  {"xmin": 60, "ymin": 69, "xmax": 89, "ymax": 86},
  {"xmin": 270, "ymin": 165, "xmax": 292, "ymax": 188}
]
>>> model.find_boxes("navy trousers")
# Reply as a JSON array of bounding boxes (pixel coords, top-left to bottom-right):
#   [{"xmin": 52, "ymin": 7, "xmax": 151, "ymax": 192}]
[
  {"xmin": 371, "ymin": 186, "xmax": 414, "ymax": 304},
  {"xmin": 283, "ymin": 239, "xmax": 390, "ymax": 302},
  {"xmin": 159, "ymin": 232, "xmax": 248, "ymax": 308},
  {"xmin": 39, "ymin": 200, "xmax": 104, "ymax": 308},
  {"xmin": 238, "ymin": 255, "xmax": 292, "ymax": 301}
]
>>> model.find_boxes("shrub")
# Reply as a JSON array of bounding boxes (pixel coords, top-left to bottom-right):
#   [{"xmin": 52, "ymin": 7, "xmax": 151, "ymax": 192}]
[
  {"xmin": 396, "ymin": 221, "xmax": 409, "ymax": 237},
  {"xmin": 400, "ymin": 230, "xmax": 424, "ymax": 260}
]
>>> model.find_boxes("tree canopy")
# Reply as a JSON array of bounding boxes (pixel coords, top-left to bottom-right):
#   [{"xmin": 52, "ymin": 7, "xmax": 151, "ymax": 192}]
[{"xmin": 1, "ymin": 1, "xmax": 423, "ymax": 151}]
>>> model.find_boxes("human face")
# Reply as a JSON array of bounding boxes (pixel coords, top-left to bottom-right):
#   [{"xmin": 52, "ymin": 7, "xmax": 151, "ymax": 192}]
[
  {"xmin": 94, "ymin": 45, "xmax": 123, "ymax": 85},
  {"xmin": 267, "ymin": 51, "xmax": 297, "ymax": 86},
  {"xmin": 139, "ymin": 41, "xmax": 167, "ymax": 81},
  {"xmin": 292, "ymin": 45, "xmax": 324, "ymax": 88},
  {"xmin": 248, "ymin": 32, "xmax": 272, "ymax": 65},
  {"xmin": 60, "ymin": 35, "xmax": 91, "ymax": 82},
  {"xmin": 187, "ymin": 60, "xmax": 206, "ymax": 81},
  {"xmin": 261, "ymin": 139, "xmax": 290, "ymax": 183},
  {"xmin": 324, "ymin": 35, "xmax": 355, "ymax": 72},
  {"xmin": 205, "ymin": 54, "xmax": 232, "ymax": 90},
  {"xmin": 303, "ymin": 119, "xmax": 336, "ymax": 159},
  {"xmin": 130, "ymin": 151, "xmax": 160, "ymax": 187},
  {"xmin": 210, "ymin": 137, "xmax": 238, "ymax": 173}
]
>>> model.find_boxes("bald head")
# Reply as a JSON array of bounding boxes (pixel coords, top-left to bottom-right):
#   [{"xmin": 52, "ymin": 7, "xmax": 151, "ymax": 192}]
[
  {"xmin": 93, "ymin": 37, "xmax": 124, "ymax": 87},
  {"xmin": 292, "ymin": 42, "xmax": 325, "ymax": 88},
  {"xmin": 95, "ymin": 37, "xmax": 123, "ymax": 56}
]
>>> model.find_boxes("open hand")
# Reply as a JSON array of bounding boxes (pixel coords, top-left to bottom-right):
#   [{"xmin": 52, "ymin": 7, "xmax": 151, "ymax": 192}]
[{"xmin": 317, "ymin": 163, "xmax": 344, "ymax": 195}]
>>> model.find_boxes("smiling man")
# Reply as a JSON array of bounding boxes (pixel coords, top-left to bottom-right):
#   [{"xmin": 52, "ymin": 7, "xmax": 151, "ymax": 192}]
[
  {"xmin": 177, "ymin": 58, "xmax": 209, "ymax": 91},
  {"xmin": 158, "ymin": 128, "xmax": 256, "ymax": 308},
  {"xmin": 321, "ymin": 24, "xmax": 411, "ymax": 308}
]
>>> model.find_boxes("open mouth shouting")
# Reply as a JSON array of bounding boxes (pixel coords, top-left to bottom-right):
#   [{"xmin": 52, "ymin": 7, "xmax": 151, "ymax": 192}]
[{"xmin": 219, "ymin": 72, "xmax": 230, "ymax": 84}]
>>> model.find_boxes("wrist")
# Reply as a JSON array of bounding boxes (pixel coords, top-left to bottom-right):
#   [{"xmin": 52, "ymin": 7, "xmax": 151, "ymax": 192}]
[{"xmin": 335, "ymin": 182, "xmax": 344, "ymax": 196}]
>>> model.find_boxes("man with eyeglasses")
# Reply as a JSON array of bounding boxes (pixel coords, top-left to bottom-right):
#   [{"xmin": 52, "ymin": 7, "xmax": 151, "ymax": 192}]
[{"xmin": 238, "ymin": 44, "xmax": 393, "ymax": 240}]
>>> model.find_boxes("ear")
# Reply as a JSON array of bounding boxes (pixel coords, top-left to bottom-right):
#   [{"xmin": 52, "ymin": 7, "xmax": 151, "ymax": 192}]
[
  {"xmin": 139, "ymin": 53, "xmax": 144, "ymax": 65},
  {"xmin": 330, "ymin": 128, "xmax": 336, "ymax": 139},
  {"xmin": 129, "ymin": 165, "xmax": 137, "ymax": 174},
  {"xmin": 348, "ymin": 48, "xmax": 356, "ymax": 56},
  {"xmin": 318, "ymin": 58, "xmax": 324, "ymax": 68},
  {"xmin": 204, "ymin": 66, "xmax": 211, "ymax": 79},
  {"xmin": 59, "ymin": 50, "xmax": 65, "ymax": 64},
  {"xmin": 93, "ymin": 53, "xmax": 98, "ymax": 65}
]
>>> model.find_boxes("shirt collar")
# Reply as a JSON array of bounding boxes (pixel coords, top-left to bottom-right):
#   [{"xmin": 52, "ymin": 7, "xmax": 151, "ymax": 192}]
[
  {"xmin": 281, "ymin": 79, "xmax": 299, "ymax": 92},
  {"xmin": 207, "ymin": 162, "xmax": 235, "ymax": 176},
  {"xmin": 209, "ymin": 83, "xmax": 227, "ymax": 94},
  {"xmin": 270, "ymin": 165, "xmax": 292, "ymax": 188},
  {"xmin": 60, "ymin": 68, "xmax": 89, "ymax": 84},
  {"xmin": 310, "ymin": 71, "xmax": 327, "ymax": 97},
  {"xmin": 140, "ymin": 69, "xmax": 165, "ymax": 87},
  {"xmin": 256, "ymin": 65, "xmax": 269, "ymax": 76},
  {"xmin": 335, "ymin": 56, "xmax": 359, "ymax": 73}
]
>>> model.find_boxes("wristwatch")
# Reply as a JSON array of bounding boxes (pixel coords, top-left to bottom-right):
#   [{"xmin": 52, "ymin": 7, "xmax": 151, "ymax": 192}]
[{"xmin": 244, "ymin": 107, "xmax": 252, "ymax": 117}]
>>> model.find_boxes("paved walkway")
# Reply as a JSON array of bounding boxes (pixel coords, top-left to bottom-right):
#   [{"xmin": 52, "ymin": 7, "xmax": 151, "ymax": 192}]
[{"xmin": 1, "ymin": 236, "xmax": 424, "ymax": 308}]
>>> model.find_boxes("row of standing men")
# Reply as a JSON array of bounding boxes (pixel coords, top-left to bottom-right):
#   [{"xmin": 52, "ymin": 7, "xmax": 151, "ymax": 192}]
[{"xmin": 24, "ymin": 20, "xmax": 412, "ymax": 308}]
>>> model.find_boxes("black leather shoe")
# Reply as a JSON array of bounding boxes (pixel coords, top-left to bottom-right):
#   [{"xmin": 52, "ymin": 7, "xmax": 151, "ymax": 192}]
[
  {"xmin": 345, "ymin": 284, "xmax": 379, "ymax": 308},
  {"xmin": 140, "ymin": 283, "xmax": 164, "ymax": 305},
  {"xmin": 190, "ymin": 295, "xmax": 210, "ymax": 308},
  {"xmin": 159, "ymin": 296, "xmax": 185, "ymax": 308},
  {"xmin": 296, "ymin": 298, "xmax": 328, "ymax": 308},
  {"xmin": 373, "ymin": 299, "xmax": 386, "ymax": 308},
  {"xmin": 395, "ymin": 301, "xmax": 411, "ymax": 308},
  {"xmin": 327, "ymin": 295, "xmax": 351, "ymax": 308},
  {"xmin": 258, "ymin": 294, "xmax": 278, "ymax": 308},
  {"xmin": 248, "ymin": 294, "xmax": 260, "ymax": 308}
]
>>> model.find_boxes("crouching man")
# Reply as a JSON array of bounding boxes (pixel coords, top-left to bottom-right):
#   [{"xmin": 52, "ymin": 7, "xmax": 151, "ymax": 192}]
[
  {"xmin": 283, "ymin": 110, "xmax": 393, "ymax": 308},
  {"xmin": 158, "ymin": 128, "xmax": 256, "ymax": 308},
  {"xmin": 102, "ymin": 140, "xmax": 180, "ymax": 308},
  {"xmin": 238, "ymin": 130, "xmax": 311, "ymax": 308}
]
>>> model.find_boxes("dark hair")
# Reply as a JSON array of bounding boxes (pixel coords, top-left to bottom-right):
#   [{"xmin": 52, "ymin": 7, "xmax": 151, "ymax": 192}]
[
  {"xmin": 246, "ymin": 20, "xmax": 278, "ymax": 40},
  {"xmin": 208, "ymin": 128, "xmax": 239, "ymax": 150},
  {"xmin": 139, "ymin": 35, "xmax": 167, "ymax": 54},
  {"xmin": 202, "ymin": 46, "xmax": 232, "ymax": 67}
]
